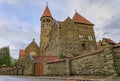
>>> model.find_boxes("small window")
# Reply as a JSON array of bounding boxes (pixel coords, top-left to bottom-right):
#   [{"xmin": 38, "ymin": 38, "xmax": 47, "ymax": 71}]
[
  {"xmin": 79, "ymin": 34, "xmax": 84, "ymax": 38},
  {"xmin": 88, "ymin": 35, "xmax": 93, "ymax": 41},
  {"xmin": 67, "ymin": 23, "xmax": 71, "ymax": 28},
  {"xmin": 43, "ymin": 19, "xmax": 45, "ymax": 22},
  {"xmin": 47, "ymin": 19, "xmax": 50, "ymax": 22}
]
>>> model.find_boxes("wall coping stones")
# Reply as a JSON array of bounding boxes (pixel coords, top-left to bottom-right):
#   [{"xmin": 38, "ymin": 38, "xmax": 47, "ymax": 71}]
[
  {"xmin": 46, "ymin": 59, "xmax": 67, "ymax": 64},
  {"xmin": 46, "ymin": 49, "xmax": 104, "ymax": 64},
  {"xmin": 71, "ymin": 49, "xmax": 104, "ymax": 60}
]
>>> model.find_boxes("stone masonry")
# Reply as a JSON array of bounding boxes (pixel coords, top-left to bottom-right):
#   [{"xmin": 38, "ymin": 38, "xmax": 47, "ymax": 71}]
[{"xmin": 44, "ymin": 45, "xmax": 119, "ymax": 76}]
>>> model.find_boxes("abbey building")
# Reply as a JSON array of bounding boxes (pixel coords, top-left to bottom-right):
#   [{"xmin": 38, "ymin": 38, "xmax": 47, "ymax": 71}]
[{"xmin": 40, "ymin": 5, "xmax": 97, "ymax": 57}]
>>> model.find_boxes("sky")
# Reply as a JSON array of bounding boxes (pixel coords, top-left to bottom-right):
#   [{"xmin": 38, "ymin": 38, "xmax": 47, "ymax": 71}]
[{"xmin": 0, "ymin": 0, "xmax": 120, "ymax": 59}]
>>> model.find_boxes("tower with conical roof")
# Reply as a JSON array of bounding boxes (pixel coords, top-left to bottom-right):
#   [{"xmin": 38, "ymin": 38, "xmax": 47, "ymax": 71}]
[{"xmin": 40, "ymin": 4, "xmax": 53, "ymax": 56}]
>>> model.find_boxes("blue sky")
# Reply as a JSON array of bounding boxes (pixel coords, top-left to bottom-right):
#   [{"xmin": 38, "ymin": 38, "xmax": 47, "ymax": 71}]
[{"xmin": 0, "ymin": 0, "xmax": 120, "ymax": 59}]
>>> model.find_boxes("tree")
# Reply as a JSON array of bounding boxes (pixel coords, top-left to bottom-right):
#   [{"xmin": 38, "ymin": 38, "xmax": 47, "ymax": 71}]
[{"xmin": 0, "ymin": 46, "xmax": 11, "ymax": 68}]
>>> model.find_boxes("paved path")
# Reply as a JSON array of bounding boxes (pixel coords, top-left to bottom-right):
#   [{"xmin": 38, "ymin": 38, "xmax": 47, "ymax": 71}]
[{"xmin": 0, "ymin": 76, "xmax": 68, "ymax": 81}]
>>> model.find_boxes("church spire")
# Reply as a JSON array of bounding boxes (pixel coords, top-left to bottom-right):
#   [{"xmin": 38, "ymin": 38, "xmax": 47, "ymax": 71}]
[{"xmin": 42, "ymin": 3, "xmax": 52, "ymax": 17}]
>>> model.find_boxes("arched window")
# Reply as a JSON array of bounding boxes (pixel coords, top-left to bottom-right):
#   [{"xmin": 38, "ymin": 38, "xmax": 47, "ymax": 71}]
[
  {"xmin": 47, "ymin": 19, "xmax": 50, "ymax": 22},
  {"xmin": 82, "ymin": 43, "xmax": 86, "ymax": 51},
  {"xmin": 88, "ymin": 35, "xmax": 93, "ymax": 41},
  {"xmin": 43, "ymin": 19, "xmax": 45, "ymax": 23}
]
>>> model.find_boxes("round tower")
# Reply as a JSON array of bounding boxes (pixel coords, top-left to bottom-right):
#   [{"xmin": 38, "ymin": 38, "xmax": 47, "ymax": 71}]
[{"xmin": 40, "ymin": 4, "xmax": 53, "ymax": 56}]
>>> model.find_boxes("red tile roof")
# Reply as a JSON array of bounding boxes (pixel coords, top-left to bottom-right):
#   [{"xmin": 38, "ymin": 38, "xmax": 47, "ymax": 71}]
[
  {"xmin": 19, "ymin": 49, "xmax": 25, "ymax": 56},
  {"xmin": 66, "ymin": 53, "xmax": 74, "ymax": 58},
  {"xmin": 113, "ymin": 44, "xmax": 120, "ymax": 48},
  {"xmin": 72, "ymin": 12, "xmax": 94, "ymax": 25},
  {"xmin": 42, "ymin": 5, "xmax": 52, "ymax": 17},
  {"xmin": 118, "ymin": 42, "xmax": 120, "ymax": 45},
  {"xmin": 47, "ymin": 59, "xmax": 67, "ymax": 64},
  {"xmin": 57, "ymin": 21, "xmax": 63, "ymax": 25},
  {"xmin": 32, "ymin": 56, "xmax": 59, "ymax": 62}
]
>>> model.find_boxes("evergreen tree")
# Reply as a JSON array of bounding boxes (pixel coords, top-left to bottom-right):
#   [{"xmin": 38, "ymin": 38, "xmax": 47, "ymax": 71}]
[{"xmin": 0, "ymin": 46, "xmax": 11, "ymax": 68}]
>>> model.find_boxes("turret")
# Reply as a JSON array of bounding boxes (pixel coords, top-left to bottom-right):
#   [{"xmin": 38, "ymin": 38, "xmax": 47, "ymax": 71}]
[{"xmin": 40, "ymin": 4, "xmax": 53, "ymax": 56}]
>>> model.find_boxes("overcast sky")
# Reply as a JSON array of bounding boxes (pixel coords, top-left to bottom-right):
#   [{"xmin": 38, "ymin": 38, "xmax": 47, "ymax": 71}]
[{"xmin": 0, "ymin": 0, "xmax": 120, "ymax": 59}]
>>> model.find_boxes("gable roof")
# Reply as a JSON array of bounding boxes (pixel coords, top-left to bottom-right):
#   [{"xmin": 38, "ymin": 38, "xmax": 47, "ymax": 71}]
[
  {"xmin": 19, "ymin": 49, "xmax": 25, "ymax": 56},
  {"xmin": 26, "ymin": 39, "xmax": 39, "ymax": 49},
  {"xmin": 42, "ymin": 5, "xmax": 52, "ymax": 17},
  {"xmin": 103, "ymin": 38, "xmax": 116, "ymax": 45},
  {"xmin": 72, "ymin": 12, "xmax": 94, "ymax": 25}
]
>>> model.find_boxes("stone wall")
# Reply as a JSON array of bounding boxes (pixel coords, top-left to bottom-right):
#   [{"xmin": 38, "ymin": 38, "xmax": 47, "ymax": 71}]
[
  {"xmin": 113, "ymin": 47, "xmax": 120, "ymax": 75},
  {"xmin": 23, "ymin": 62, "xmax": 34, "ymax": 75},
  {"xmin": 44, "ymin": 59, "xmax": 70, "ymax": 76},
  {"xmin": 70, "ymin": 50, "xmax": 117, "ymax": 76},
  {"xmin": 45, "ymin": 49, "xmax": 119, "ymax": 76},
  {"xmin": 0, "ymin": 66, "xmax": 24, "ymax": 75}
]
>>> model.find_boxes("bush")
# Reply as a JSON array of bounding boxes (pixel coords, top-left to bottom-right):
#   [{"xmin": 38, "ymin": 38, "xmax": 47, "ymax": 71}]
[
  {"xmin": 72, "ymin": 53, "xmax": 79, "ymax": 57},
  {"xmin": 60, "ymin": 53, "xmax": 66, "ymax": 59}
]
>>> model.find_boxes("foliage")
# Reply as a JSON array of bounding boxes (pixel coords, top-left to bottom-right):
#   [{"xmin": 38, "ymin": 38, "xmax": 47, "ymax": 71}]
[
  {"xmin": 0, "ymin": 46, "xmax": 11, "ymax": 68},
  {"xmin": 72, "ymin": 53, "xmax": 79, "ymax": 57},
  {"xmin": 60, "ymin": 53, "xmax": 66, "ymax": 59},
  {"xmin": 11, "ymin": 57, "xmax": 17, "ymax": 66}
]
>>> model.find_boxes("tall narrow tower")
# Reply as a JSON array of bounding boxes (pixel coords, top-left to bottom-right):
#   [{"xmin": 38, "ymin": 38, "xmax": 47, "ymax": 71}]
[{"xmin": 40, "ymin": 4, "xmax": 53, "ymax": 56}]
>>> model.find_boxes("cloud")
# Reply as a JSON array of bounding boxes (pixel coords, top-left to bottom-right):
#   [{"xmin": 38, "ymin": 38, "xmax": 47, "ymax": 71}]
[
  {"xmin": 0, "ymin": 3, "xmax": 40, "ymax": 59},
  {"xmin": 0, "ymin": 0, "xmax": 19, "ymax": 5},
  {"xmin": 0, "ymin": 0, "xmax": 120, "ymax": 59}
]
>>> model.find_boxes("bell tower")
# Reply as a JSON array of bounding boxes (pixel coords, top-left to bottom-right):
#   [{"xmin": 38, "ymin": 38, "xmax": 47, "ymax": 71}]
[{"xmin": 40, "ymin": 4, "xmax": 53, "ymax": 56}]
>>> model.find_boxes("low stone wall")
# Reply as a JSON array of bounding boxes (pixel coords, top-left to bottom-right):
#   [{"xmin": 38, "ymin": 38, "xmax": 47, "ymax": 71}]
[
  {"xmin": 70, "ymin": 50, "xmax": 117, "ymax": 76},
  {"xmin": 113, "ymin": 47, "xmax": 120, "ymax": 75},
  {"xmin": 44, "ymin": 49, "xmax": 119, "ymax": 76},
  {"xmin": 23, "ymin": 63, "xmax": 34, "ymax": 75},
  {"xmin": 44, "ymin": 59, "xmax": 70, "ymax": 76},
  {"xmin": 0, "ymin": 66, "xmax": 25, "ymax": 75}
]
